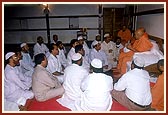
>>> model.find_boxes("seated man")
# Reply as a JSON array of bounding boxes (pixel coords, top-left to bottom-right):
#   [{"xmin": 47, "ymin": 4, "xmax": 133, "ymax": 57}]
[
  {"xmin": 32, "ymin": 53, "xmax": 64, "ymax": 102},
  {"xmin": 151, "ymin": 59, "xmax": 164, "ymax": 111},
  {"xmin": 33, "ymin": 36, "xmax": 50, "ymax": 58},
  {"xmin": 90, "ymin": 40, "xmax": 109, "ymax": 72},
  {"xmin": 112, "ymin": 57, "xmax": 152, "ymax": 111},
  {"xmin": 75, "ymin": 44, "xmax": 90, "ymax": 71},
  {"xmin": 57, "ymin": 53, "xmax": 89, "ymax": 110},
  {"xmin": 46, "ymin": 44, "xmax": 64, "ymax": 84},
  {"xmin": 4, "ymin": 52, "xmax": 34, "ymax": 110},
  {"xmin": 75, "ymin": 59, "xmax": 113, "ymax": 111},
  {"xmin": 67, "ymin": 39, "xmax": 79, "ymax": 65},
  {"xmin": 116, "ymin": 27, "xmax": 153, "ymax": 76},
  {"xmin": 101, "ymin": 33, "xmax": 117, "ymax": 68},
  {"xmin": 20, "ymin": 43, "xmax": 35, "ymax": 77}
]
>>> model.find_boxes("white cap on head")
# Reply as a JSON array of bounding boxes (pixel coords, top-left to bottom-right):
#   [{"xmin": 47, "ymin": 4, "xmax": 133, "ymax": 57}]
[
  {"xmin": 92, "ymin": 40, "xmax": 99, "ymax": 47},
  {"xmin": 104, "ymin": 33, "xmax": 110, "ymax": 38},
  {"xmin": 5, "ymin": 52, "xmax": 15, "ymax": 60},
  {"xmin": 77, "ymin": 36, "xmax": 83, "ymax": 40},
  {"xmin": 133, "ymin": 57, "xmax": 145, "ymax": 67},
  {"xmin": 72, "ymin": 53, "xmax": 82, "ymax": 61},
  {"xmin": 91, "ymin": 58, "xmax": 102, "ymax": 68},
  {"xmin": 96, "ymin": 34, "xmax": 100, "ymax": 36},
  {"xmin": 20, "ymin": 43, "xmax": 27, "ymax": 48}
]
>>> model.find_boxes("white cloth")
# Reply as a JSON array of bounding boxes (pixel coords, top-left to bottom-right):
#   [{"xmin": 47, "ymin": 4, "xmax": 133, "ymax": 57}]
[
  {"xmin": 75, "ymin": 73, "xmax": 113, "ymax": 111},
  {"xmin": 15, "ymin": 64, "xmax": 32, "ymax": 88},
  {"xmin": 58, "ymin": 48, "xmax": 68, "ymax": 68},
  {"xmin": 33, "ymin": 43, "xmax": 50, "ymax": 57},
  {"xmin": 82, "ymin": 56, "xmax": 90, "ymax": 72},
  {"xmin": 114, "ymin": 68, "xmax": 152, "ymax": 106},
  {"xmin": 4, "ymin": 64, "xmax": 34, "ymax": 103},
  {"xmin": 90, "ymin": 49, "xmax": 109, "ymax": 71},
  {"xmin": 57, "ymin": 64, "xmax": 89, "ymax": 110},
  {"xmin": 67, "ymin": 47, "xmax": 75, "ymax": 65},
  {"xmin": 46, "ymin": 54, "xmax": 64, "ymax": 83},
  {"xmin": 83, "ymin": 42, "xmax": 90, "ymax": 63},
  {"xmin": 101, "ymin": 41, "xmax": 117, "ymax": 68},
  {"xmin": 19, "ymin": 53, "xmax": 34, "ymax": 77},
  {"xmin": 116, "ymin": 43, "xmax": 124, "ymax": 59}
]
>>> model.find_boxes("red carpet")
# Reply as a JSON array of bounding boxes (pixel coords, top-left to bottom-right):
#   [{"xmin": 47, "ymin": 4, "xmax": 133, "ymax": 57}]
[
  {"xmin": 26, "ymin": 82, "xmax": 155, "ymax": 111},
  {"xmin": 25, "ymin": 97, "xmax": 129, "ymax": 111}
]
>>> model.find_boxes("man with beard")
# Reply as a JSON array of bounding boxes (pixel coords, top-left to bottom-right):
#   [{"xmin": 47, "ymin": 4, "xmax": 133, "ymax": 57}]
[
  {"xmin": 57, "ymin": 53, "xmax": 89, "ymax": 110},
  {"xmin": 4, "ymin": 52, "xmax": 34, "ymax": 110}
]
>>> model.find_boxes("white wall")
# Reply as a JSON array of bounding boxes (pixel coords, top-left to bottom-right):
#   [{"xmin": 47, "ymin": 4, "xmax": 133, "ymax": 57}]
[
  {"xmin": 4, "ymin": 3, "xmax": 126, "ymax": 44},
  {"xmin": 136, "ymin": 4, "xmax": 165, "ymax": 39}
]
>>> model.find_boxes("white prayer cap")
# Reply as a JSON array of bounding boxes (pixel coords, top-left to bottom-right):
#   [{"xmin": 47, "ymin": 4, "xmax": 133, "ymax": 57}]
[
  {"xmin": 96, "ymin": 34, "xmax": 100, "ymax": 36},
  {"xmin": 77, "ymin": 36, "xmax": 83, "ymax": 40},
  {"xmin": 104, "ymin": 33, "xmax": 110, "ymax": 38},
  {"xmin": 92, "ymin": 40, "xmax": 99, "ymax": 47},
  {"xmin": 5, "ymin": 52, "xmax": 15, "ymax": 60},
  {"xmin": 133, "ymin": 57, "xmax": 145, "ymax": 67},
  {"xmin": 72, "ymin": 53, "xmax": 82, "ymax": 61},
  {"xmin": 20, "ymin": 43, "xmax": 27, "ymax": 48},
  {"xmin": 91, "ymin": 58, "xmax": 102, "ymax": 68}
]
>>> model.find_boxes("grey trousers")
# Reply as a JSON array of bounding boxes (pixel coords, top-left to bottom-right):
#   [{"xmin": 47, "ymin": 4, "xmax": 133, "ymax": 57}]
[{"xmin": 111, "ymin": 89, "xmax": 151, "ymax": 111}]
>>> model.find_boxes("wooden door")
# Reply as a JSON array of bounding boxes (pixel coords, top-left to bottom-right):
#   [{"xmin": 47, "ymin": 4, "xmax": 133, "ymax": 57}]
[{"xmin": 103, "ymin": 8, "xmax": 124, "ymax": 39}]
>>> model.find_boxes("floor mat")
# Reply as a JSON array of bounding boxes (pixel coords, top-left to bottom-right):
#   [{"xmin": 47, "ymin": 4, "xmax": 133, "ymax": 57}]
[{"xmin": 26, "ymin": 97, "xmax": 129, "ymax": 111}]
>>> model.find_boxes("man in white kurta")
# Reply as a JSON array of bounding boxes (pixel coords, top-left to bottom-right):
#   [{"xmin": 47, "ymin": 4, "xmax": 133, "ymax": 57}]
[
  {"xmin": 75, "ymin": 59, "xmax": 113, "ymax": 111},
  {"xmin": 75, "ymin": 44, "xmax": 90, "ymax": 71},
  {"xmin": 67, "ymin": 39, "xmax": 79, "ymax": 65},
  {"xmin": 112, "ymin": 57, "xmax": 152, "ymax": 110},
  {"xmin": 56, "ymin": 41, "xmax": 68, "ymax": 68},
  {"xmin": 33, "ymin": 36, "xmax": 50, "ymax": 58},
  {"xmin": 101, "ymin": 33, "xmax": 117, "ymax": 68},
  {"xmin": 20, "ymin": 43, "xmax": 34, "ymax": 77},
  {"xmin": 57, "ymin": 53, "xmax": 89, "ymax": 110},
  {"xmin": 90, "ymin": 40, "xmax": 109, "ymax": 72},
  {"xmin": 77, "ymin": 36, "xmax": 90, "ymax": 63},
  {"xmin": 4, "ymin": 52, "xmax": 34, "ymax": 109},
  {"xmin": 46, "ymin": 44, "xmax": 64, "ymax": 84}
]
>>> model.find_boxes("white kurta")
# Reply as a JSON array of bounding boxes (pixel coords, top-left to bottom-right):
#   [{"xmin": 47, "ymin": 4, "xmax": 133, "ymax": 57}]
[
  {"xmin": 75, "ymin": 72, "xmax": 113, "ymax": 111},
  {"xmin": 90, "ymin": 49, "xmax": 109, "ymax": 71},
  {"xmin": 114, "ymin": 68, "xmax": 152, "ymax": 106},
  {"xmin": 101, "ymin": 41, "xmax": 117, "ymax": 68},
  {"xmin": 57, "ymin": 64, "xmax": 89, "ymax": 110},
  {"xmin": 46, "ymin": 54, "xmax": 64, "ymax": 83},
  {"xmin": 83, "ymin": 42, "xmax": 90, "ymax": 63},
  {"xmin": 116, "ymin": 43, "xmax": 124, "ymax": 60},
  {"xmin": 58, "ymin": 49, "xmax": 68, "ymax": 68},
  {"xmin": 67, "ymin": 47, "xmax": 75, "ymax": 65},
  {"xmin": 4, "ymin": 64, "xmax": 34, "ymax": 103},
  {"xmin": 33, "ymin": 43, "xmax": 50, "ymax": 57}
]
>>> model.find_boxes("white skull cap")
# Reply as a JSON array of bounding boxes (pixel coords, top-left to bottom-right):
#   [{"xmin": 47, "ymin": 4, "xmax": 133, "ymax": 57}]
[{"xmin": 91, "ymin": 58, "xmax": 102, "ymax": 68}]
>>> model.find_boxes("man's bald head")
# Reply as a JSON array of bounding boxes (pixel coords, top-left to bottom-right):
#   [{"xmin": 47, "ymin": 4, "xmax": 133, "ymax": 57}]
[{"xmin": 135, "ymin": 27, "xmax": 146, "ymax": 39}]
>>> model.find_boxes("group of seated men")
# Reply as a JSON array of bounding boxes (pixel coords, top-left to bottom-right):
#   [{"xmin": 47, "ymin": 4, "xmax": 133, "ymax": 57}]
[{"xmin": 4, "ymin": 27, "xmax": 164, "ymax": 111}]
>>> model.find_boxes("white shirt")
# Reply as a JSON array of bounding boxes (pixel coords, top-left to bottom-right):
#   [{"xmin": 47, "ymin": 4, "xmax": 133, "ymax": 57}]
[
  {"xmin": 116, "ymin": 43, "xmax": 124, "ymax": 59},
  {"xmin": 90, "ymin": 48, "xmax": 108, "ymax": 67},
  {"xmin": 21, "ymin": 51, "xmax": 34, "ymax": 74},
  {"xmin": 4, "ymin": 64, "xmax": 34, "ymax": 103},
  {"xmin": 46, "ymin": 54, "xmax": 62, "ymax": 73},
  {"xmin": 75, "ymin": 72, "xmax": 113, "ymax": 111},
  {"xmin": 46, "ymin": 54, "xmax": 64, "ymax": 83},
  {"xmin": 21, "ymin": 52, "xmax": 34, "ymax": 67},
  {"xmin": 58, "ymin": 48, "xmax": 68, "ymax": 68},
  {"xmin": 67, "ymin": 47, "xmax": 75, "ymax": 65},
  {"xmin": 83, "ymin": 42, "xmax": 90, "ymax": 63},
  {"xmin": 57, "ymin": 64, "xmax": 89, "ymax": 110},
  {"xmin": 33, "ymin": 43, "xmax": 50, "ymax": 57},
  {"xmin": 101, "ymin": 41, "xmax": 117, "ymax": 66},
  {"xmin": 114, "ymin": 68, "xmax": 152, "ymax": 106}
]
